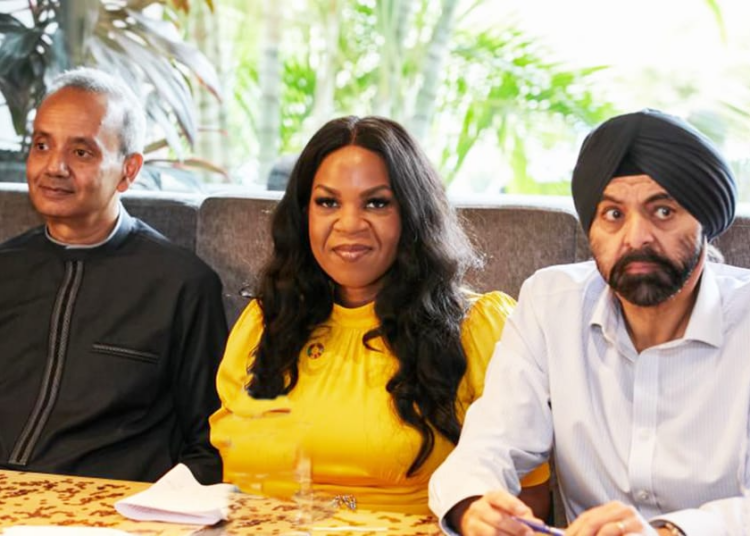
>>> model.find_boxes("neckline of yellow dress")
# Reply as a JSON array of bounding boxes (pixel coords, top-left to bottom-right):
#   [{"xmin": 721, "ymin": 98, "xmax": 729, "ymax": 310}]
[{"xmin": 329, "ymin": 300, "xmax": 379, "ymax": 328}]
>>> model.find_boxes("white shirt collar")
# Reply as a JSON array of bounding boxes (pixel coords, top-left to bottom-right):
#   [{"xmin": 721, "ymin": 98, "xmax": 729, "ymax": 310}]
[
  {"xmin": 682, "ymin": 263, "xmax": 723, "ymax": 347},
  {"xmin": 589, "ymin": 264, "xmax": 723, "ymax": 352}
]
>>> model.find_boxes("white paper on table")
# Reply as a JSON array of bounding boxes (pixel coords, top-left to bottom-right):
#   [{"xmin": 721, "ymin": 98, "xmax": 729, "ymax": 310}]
[
  {"xmin": 114, "ymin": 463, "xmax": 234, "ymax": 525},
  {"xmin": 2, "ymin": 528, "xmax": 131, "ymax": 535}
]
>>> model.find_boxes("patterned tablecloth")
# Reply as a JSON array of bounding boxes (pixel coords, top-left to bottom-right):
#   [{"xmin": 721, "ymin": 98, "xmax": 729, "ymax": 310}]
[{"xmin": 0, "ymin": 470, "xmax": 442, "ymax": 535}]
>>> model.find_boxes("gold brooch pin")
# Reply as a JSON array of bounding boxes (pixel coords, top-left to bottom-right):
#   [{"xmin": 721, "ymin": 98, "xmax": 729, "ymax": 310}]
[{"xmin": 307, "ymin": 342, "xmax": 324, "ymax": 359}]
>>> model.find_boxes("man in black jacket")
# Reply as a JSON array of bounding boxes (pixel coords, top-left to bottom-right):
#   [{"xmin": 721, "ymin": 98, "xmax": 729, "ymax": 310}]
[{"xmin": 0, "ymin": 67, "xmax": 228, "ymax": 484}]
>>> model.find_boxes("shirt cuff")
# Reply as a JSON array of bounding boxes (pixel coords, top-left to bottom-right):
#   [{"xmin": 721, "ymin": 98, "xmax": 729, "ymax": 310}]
[
  {"xmin": 650, "ymin": 508, "xmax": 728, "ymax": 536},
  {"xmin": 431, "ymin": 490, "xmax": 482, "ymax": 535},
  {"xmin": 438, "ymin": 516, "xmax": 461, "ymax": 536},
  {"xmin": 430, "ymin": 475, "xmax": 516, "ymax": 522}
]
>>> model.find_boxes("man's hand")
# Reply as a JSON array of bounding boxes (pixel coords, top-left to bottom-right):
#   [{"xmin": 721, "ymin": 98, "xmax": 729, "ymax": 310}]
[
  {"xmin": 564, "ymin": 501, "xmax": 659, "ymax": 536},
  {"xmin": 447, "ymin": 490, "xmax": 540, "ymax": 535}
]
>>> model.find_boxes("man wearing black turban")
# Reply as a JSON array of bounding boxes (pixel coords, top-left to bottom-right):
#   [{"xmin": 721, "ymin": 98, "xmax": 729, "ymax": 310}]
[
  {"xmin": 431, "ymin": 110, "xmax": 750, "ymax": 536},
  {"xmin": 574, "ymin": 109, "xmax": 737, "ymax": 310},
  {"xmin": 573, "ymin": 109, "xmax": 736, "ymax": 241}
]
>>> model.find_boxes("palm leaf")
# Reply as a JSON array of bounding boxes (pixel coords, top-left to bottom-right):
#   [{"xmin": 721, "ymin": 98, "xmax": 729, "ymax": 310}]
[
  {"xmin": 89, "ymin": 34, "xmax": 189, "ymax": 156},
  {"xmin": 125, "ymin": 9, "xmax": 221, "ymax": 99},
  {"xmin": 702, "ymin": 0, "xmax": 726, "ymax": 42},
  {"xmin": 144, "ymin": 95, "xmax": 188, "ymax": 159},
  {"xmin": 106, "ymin": 31, "xmax": 197, "ymax": 145}
]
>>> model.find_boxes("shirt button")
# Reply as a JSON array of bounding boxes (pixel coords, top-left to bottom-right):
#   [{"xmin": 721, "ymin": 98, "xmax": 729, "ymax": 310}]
[
  {"xmin": 638, "ymin": 428, "xmax": 650, "ymax": 440},
  {"xmin": 637, "ymin": 490, "xmax": 650, "ymax": 501}
]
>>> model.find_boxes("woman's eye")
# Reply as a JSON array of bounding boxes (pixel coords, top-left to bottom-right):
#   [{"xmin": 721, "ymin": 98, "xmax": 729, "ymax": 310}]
[
  {"xmin": 366, "ymin": 197, "xmax": 392, "ymax": 209},
  {"xmin": 314, "ymin": 197, "xmax": 338, "ymax": 209}
]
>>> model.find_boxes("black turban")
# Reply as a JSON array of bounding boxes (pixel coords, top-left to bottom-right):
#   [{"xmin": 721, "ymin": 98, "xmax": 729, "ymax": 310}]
[{"xmin": 571, "ymin": 109, "xmax": 736, "ymax": 240}]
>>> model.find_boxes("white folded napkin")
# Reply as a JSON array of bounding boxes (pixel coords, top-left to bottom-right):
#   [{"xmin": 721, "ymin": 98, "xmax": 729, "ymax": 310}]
[
  {"xmin": 2, "ymin": 528, "xmax": 130, "ymax": 535},
  {"xmin": 114, "ymin": 463, "xmax": 234, "ymax": 525}
]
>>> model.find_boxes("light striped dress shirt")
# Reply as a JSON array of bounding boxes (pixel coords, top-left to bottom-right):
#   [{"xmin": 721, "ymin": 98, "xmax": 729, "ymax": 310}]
[{"xmin": 430, "ymin": 261, "xmax": 750, "ymax": 535}]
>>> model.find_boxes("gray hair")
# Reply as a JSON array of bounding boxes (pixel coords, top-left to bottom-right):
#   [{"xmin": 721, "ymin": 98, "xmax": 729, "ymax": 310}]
[{"xmin": 44, "ymin": 67, "xmax": 146, "ymax": 155}]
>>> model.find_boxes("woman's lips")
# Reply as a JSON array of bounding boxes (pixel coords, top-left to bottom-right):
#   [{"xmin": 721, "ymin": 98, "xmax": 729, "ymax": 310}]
[{"xmin": 332, "ymin": 244, "xmax": 371, "ymax": 261}]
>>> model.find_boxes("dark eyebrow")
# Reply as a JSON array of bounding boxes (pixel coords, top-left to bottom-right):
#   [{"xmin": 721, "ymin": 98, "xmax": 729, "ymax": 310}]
[
  {"xmin": 359, "ymin": 185, "xmax": 393, "ymax": 197},
  {"xmin": 644, "ymin": 192, "xmax": 675, "ymax": 204},
  {"xmin": 312, "ymin": 184, "xmax": 393, "ymax": 197},
  {"xmin": 599, "ymin": 192, "xmax": 674, "ymax": 205},
  {"xmin": 599, "ymin": 193, "xmax": 622, "ymax": 205},
  {"xmin": 312, "ymin": 185, "xmax": 339, "ymax": 195}
]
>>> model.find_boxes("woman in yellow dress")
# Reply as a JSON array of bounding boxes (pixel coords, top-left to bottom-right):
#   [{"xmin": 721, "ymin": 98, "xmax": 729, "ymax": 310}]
[{"xmin": 209, "ymin": 116, "xmax": 549, "ymax": 517}]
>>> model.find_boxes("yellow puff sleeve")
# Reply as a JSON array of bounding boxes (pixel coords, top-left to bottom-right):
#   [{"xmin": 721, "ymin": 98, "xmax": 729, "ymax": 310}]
[{"xmin": 210, "ymin": 301, "xmax": 267, "ymax": 452}]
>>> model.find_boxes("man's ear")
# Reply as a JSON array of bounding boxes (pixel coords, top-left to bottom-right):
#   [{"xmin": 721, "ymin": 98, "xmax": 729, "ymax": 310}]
[{"xmin": 117, "ymin": 153, "xmax": 144, "ymax": 193}]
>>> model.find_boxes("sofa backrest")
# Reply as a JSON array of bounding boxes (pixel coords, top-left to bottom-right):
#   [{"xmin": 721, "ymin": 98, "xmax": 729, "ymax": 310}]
[
  {"xmin": 196, "ymin": 193, "xmax": 587, "ymax": 324},
  {"xmin": 196, "ymin": 194, "xmax": 278, "ymax": 323},
  {"xmin": 4, "ymin": 183, "xmax": 750, "ymax": 325},
  {"xmin": 196, "ymin": 194, "xmax": 750, "ymax": 323},
  {"xmin": 0, "ymin": 183, "xmax": 201, "ymax": 251},
  {"xmin": 0, "ymin": 184, "xmax": 43, "ymax": 244},
  {"xmin": 711, "ymin": 213, "xmax": 750, "ymax": 267},
  {"xmin": 459, "ymin": 198, "xmax": 583, "ymax": 297}
]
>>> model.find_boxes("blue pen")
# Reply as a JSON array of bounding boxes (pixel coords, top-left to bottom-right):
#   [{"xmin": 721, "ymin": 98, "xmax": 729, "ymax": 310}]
[{"xmin": 512, "ymin": 515, "xmax": 565, "ymax": 535}]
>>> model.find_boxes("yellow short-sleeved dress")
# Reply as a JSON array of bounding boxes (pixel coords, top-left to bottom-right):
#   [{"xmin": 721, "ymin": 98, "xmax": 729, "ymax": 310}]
[{"xmin": 210, "ymin": 291, "xmax": 549, "ymax": 514}]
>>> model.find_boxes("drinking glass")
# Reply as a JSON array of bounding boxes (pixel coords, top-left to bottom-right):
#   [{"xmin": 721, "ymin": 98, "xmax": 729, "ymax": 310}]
[{"xmin": 217, "ymin": 403, "xmax": 333, "ymax": 532}]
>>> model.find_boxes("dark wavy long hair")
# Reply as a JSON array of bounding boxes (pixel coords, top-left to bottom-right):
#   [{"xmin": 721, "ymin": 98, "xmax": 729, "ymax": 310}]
[{"xmin": 247, "ymin": 116, "xmax": 481, "ymax": 475}]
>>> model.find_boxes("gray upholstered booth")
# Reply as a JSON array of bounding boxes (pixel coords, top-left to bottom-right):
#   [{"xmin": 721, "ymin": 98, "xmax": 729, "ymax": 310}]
[
  {"xmin": 4, "ymin": 183, "xmax": 750, "ymax": 324},
  {"xmin": 0, "ymin": 183, "xmax": 201, "ymax": 250},
  {"xmin": 196, "ymin": 192, "xmax": 588, "ymax": 324},
  {"xmin": 196, "ymin": 193, "xmax": 278, "ymax": 323}
]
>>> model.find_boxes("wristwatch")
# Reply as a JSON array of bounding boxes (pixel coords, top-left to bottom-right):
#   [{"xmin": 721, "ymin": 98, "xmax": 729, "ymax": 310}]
[{"xmin": 653, "ymin": 521, "xmax": 685, "ymax": 536}]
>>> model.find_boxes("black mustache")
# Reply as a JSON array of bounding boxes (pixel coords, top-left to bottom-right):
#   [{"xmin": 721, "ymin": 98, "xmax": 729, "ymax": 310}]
[{"xmin": 612, "ymin": 249, "xmax": 675, "ymax": 273}]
